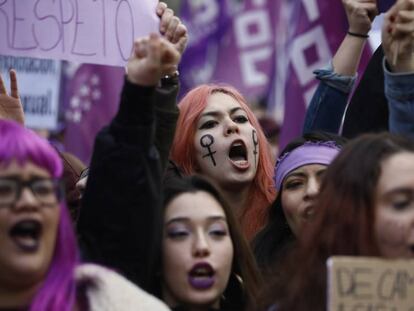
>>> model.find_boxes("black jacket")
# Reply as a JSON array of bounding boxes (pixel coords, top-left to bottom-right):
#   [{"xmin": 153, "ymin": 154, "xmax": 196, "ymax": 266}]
[{"xmin": 77, "ymin": 78, "xmax": 164, "ymax": 294}]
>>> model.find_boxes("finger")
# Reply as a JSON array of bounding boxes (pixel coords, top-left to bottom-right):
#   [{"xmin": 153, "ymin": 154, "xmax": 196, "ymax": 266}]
[
  {"xmin": 160, "ymin": 40, "xmax": 180, "ymax": 64},
  {"xmin": 156, "ymin": 2, "xmax": 167, "ymax": 17},
  {"xmin": 147, "ymin": 33, "xmax": 162, "ymax": 65},
  {"xmin": 0, "ymin": 72, "xmax": 6, "ymax": 95},
  {"xmin": 165, "ymin": 16, "xmax": 180, "ymax": 41},
  {"xmin": 9, "ymin": 69, "xmax": 19, "ymax": 99},
  {"xmin": 397, "ymin": 9, "xmax": 414, "ymax": 23},
  {"xmin": 172, "ymin": 23, "xmax": 188, "ymax": 45},
  {"xmin": 133, "ymin": 38, "xmax": 149, "ymax": 59},
  {"xmin": 160, "ymin": 8, "xmax": 174, "ymax": 34},
  {"xmin": 394, "ymin": 20, "xmax": 414, "ymax": 33}
]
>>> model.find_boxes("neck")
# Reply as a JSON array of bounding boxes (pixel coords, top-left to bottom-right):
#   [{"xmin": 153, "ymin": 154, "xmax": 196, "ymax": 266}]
[
  {"xmin": 0, "ymin": 283, "xmax": 39, "ymax": 309},
  {"xmin": 219, "ymin": 184, "xmax": 250, "ymax": 218}
]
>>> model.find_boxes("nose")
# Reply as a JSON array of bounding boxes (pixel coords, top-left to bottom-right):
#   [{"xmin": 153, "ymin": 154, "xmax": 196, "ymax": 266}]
[
  {"xmin": 192, "ymin": 230, "xmax": 210, "ymax": 258},
  {"xmin": 224, "ymin": 119, "xmax": 240, "ymax": 136},
  {"xmin": 304, "ymin": 177, "xmax": 319, "ymax": 200},
  {"xmin": 13, "ymin": 187, "xmax": 39, "ymax": 211}
]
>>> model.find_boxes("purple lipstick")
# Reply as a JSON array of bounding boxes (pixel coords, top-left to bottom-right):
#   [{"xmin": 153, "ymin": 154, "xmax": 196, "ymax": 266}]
[{"xmin": 188, "ymin": 262, "xmax": 215, "ymax": 290}]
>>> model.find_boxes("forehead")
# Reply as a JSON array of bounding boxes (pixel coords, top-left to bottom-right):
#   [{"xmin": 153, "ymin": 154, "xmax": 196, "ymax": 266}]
[
  {"xmin": 165, "ymin": 191, "xmax": 226, "ymax": 221},
  {"xmin": 377, "ymin": 152, "xmax": 414, "ymax": 193},
  {"xmin": 0, "ymin": 160, "xmax": 50, "ymax": 178},
  {"xmin": 285, "ymin": 163, "xmax": 327, "ymax": 178},
  {"xmin": 202, "ymin": 92, "xmax": 244, "ymax": 114}
]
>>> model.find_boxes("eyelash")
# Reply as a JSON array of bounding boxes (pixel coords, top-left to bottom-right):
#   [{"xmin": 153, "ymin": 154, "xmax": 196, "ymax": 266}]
[
  {"xmin": 233, "ymin": 115, "xmax": 248, "ymax": 123},
  {"xmin": 167, "ymin": 230, "xmax": 189, "ymax": 239},
  {"xmin": 199, "ymin": 120, "xmax": 218, "ymax": 130},
  {"xmin": 392, "ymin": 200, "xmax": 411, "ymax": 210},
  {"xmin": 284, "ymin": 181, "xmax": 303, "ymax": 190},
  {"xmin": 199, "ymin": 115, "xmax": 249, "ymax": 130},
  {"xmin": 209, "ymin": 229, "xmax": 227, "ymax": 237}
]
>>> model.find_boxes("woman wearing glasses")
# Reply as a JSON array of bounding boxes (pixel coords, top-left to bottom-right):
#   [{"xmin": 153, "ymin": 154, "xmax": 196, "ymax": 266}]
[{"xmin": 0, "ymin": 120, "xmax": 169, "ymax": 310}]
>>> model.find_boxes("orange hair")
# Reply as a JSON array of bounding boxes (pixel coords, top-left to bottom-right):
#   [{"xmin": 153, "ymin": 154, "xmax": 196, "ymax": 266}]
[{"xmin": 170, "ymin": 84, "xmax": 276, "ymax": 239}]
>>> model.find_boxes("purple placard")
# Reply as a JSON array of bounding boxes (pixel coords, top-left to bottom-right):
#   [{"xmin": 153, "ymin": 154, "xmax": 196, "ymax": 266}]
[{"xmin": 0, "ymin": 0, "xmax": 159, "ymax": 67}]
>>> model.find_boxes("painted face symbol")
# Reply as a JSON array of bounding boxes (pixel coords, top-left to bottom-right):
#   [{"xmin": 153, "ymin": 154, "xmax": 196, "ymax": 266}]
[
  {"xmin": 200, "ymin": 134, "xmax": 217, "ymax": 167},
  {"xmin": 252, "ymin": 130, "xmax": 258, "ymax": 167}
]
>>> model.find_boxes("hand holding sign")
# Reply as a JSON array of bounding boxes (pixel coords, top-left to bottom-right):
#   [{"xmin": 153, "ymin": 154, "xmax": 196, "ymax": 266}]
[
  {"xmin": 127, "ymin": 34, "xmax": 180, "ymax": 86},
  {"xmin": 0, "ymin": 70, "xmax": 25, "ymax": 125},
  {"xmin": 382, "ymin": 0, "xmax": 414, "ymax": 72}
]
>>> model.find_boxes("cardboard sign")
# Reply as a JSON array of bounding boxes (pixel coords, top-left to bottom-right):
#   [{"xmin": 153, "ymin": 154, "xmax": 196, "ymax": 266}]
[
  {"xmin": 0, "ymin": 0, "xmax": 159, "ymax": 67},
  {"xmin": 327, "ymin": 256, "xmax": 414, "ymax": 311},
  {"xmin": 0, "ymin": 55, "xmax": 61, "ymax": 130}
]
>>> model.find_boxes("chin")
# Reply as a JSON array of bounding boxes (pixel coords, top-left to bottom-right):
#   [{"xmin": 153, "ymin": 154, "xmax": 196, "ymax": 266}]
[{"xmin": 183, "ymin": 292, "xmax": 221, "ymax": 309}]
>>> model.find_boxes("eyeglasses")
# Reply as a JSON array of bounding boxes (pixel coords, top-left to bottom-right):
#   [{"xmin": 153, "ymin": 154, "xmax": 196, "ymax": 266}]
[{"xmin": 0, "ymin": 177, "xmax": 63, "ymax": 207}]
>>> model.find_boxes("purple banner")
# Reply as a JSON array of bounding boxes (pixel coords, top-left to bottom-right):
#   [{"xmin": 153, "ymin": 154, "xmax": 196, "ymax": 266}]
[
  {"xmin": 179, "ymin": 0, "xmax": 279, "ymax": 100},
  {"xmin": 267, "ymin": 0, "xmax": 372, "ymax": 150},
  {"xmin": 62, "ymin": 64, "xmax": 124, "ymax": 164},
  {"xmin": 180, "ymin": 0, "xmax": 373, "ymax": 152}
]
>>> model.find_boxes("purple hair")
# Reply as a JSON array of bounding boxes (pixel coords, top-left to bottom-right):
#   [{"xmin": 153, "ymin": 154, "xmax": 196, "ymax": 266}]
[{"xmin": 0, "ymin": 120, "xmax": 78, "ymax": 311}]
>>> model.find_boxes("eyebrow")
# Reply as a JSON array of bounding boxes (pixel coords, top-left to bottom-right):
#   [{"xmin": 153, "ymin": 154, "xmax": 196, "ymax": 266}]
[
  {"xmin": 200, "ymin": 107, "xmax": 244, "ymax": 118},
  {"xmin": 382, "ymin": 187, "xmax": 414, "ymax": 199},
  {"xmin": 165, "ymin": 215, "xmax": 227, "ymax": 225},
  {"xmin": 285, "ymin": 168, "xmax": 326, "ymax": 181}
]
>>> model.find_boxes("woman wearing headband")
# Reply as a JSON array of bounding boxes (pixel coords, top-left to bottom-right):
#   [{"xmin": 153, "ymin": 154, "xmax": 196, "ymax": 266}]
[
  {"xmin": 258, "ymin": 132, "xmax": 414, "ymax": 310},
  {"xmin": 253, "ymin": 132, "xmax": 347, "ymax": 272}
]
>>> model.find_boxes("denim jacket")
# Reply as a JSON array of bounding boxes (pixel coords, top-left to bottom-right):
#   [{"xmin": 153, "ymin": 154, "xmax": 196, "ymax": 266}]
[
  {"xmin": 303, "ymin": 62, "xmax": 355, "ymax": 134},
  {"xmin": 383, "ymin": 59, "xmax": 414, "ymax": 138}
]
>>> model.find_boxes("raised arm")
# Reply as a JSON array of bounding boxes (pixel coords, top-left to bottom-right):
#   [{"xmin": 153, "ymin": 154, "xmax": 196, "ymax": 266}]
[
  {"xmin": 382, "ymin": 0, "xmax": 414, "ymax": 137},
  {"xmin": 78, "ymin": 34, "xmax": 180, "ymax": 294},
  {"xmin": 154, "ymin": 2, "xmax": 188, "ymax": 173},
  {"xmin": 303, "ymin": 0, "xmax": 377, "ymax": 134}
]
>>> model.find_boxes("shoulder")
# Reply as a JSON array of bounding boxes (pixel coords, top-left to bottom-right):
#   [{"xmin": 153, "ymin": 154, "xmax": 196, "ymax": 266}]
[{"xmin": 75, "ymin": 264, "xmax": 169, "ymax": 311}]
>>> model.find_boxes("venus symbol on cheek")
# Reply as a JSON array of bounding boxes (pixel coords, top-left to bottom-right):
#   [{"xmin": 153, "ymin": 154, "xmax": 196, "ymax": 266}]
[
  {"xmin": 252, "ymin": 130, "xmax": 258, "ymax": 167},
  {"xmin": 200, "ymin": 134, "xmax": 217, "ymax": 166}
]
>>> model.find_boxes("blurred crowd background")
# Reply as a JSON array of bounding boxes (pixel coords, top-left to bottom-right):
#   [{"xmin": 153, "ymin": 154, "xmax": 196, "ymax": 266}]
[{"xmin": 0, "ymin": 0, "xmax": 389, "ymax": 165}]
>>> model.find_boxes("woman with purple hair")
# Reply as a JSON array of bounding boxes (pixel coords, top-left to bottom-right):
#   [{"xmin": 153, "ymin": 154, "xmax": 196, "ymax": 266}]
[{"xmin": 0, "ymin": 119, "xmax": 169, "ymax": 310}]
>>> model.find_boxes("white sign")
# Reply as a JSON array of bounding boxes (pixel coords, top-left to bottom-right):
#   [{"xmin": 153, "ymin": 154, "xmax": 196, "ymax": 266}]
[{"xmin": 0, "ymin": 55, "xmax": 61, "ymax": 130}]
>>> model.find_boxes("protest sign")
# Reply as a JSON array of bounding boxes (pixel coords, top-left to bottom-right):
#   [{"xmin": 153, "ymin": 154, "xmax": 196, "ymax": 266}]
[
  {"xmin": 0, "ymin": 55, "xmax": 61, "ymax": 129},
  {"xmin": 0, "ymin": 0, "xmax": 158, "ymax": 66},
  {"xmin": 327, "ymin": 256, "xmax": 414, "ymax": 311}
]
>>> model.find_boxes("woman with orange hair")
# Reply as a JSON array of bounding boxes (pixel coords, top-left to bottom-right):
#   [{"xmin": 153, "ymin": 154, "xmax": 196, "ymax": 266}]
[{"xmin": 170, "ymin": 85, "xmax": 276, "ymax": 239}]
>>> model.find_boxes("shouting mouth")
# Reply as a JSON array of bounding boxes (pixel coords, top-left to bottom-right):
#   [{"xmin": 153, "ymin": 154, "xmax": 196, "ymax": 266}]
[
  {"xmin": 9, "ymin": 220, "xmax": 42, "ymax": 252},
  {"xmin": 188, "ymin": 262, "xmax": 215, "ymax": 290},
  {"xmin": 228, "ymin": 140, "xmax": 249, "ymax": 170}
]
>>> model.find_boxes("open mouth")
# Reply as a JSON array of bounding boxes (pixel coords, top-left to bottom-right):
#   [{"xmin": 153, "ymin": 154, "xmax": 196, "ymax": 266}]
[
  {"xmin": 228, "ymin": 140, "xmax": 249, "ymax": 169},
  {"xmin": 188, "ymin": 263, "xmax": 215, "ymax": 290},
  {"xmin": 303, "ymin": 205, "xmax": 315, "ymax": 220},
  {"xmin": 9, "ymin": 220, "xmax": 42, "ymax": 252}
]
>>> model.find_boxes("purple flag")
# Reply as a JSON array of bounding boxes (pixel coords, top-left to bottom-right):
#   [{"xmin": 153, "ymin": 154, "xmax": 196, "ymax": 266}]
[
  {"xmin": 62, "ymin": 64, "xmax": 124, "ymax": 164},
  {"xmin": 179, "ymin": 0, "xmax": 279, "ymax": 100},
  {"xmin": 180, "ymin": 0, "xmax": 372, "ymax": 152},
  {"xmin": 266, "ymin": 0, "xmax": 372, "ymax": 150}
]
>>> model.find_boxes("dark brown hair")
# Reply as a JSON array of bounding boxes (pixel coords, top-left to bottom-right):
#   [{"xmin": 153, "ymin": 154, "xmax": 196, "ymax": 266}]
[
  {"xmin": 163, "ymin": 175, "xmax": 263, "ymax": 310},
  {"xmin": 260, "ymin": 132, "xmax": 414, "ymax": 311}
]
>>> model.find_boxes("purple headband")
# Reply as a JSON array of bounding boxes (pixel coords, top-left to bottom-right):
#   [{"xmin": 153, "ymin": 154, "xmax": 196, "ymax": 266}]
[{"xmin": 274, "ymin": 141, "xmax": 341, "ymax": 191}]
